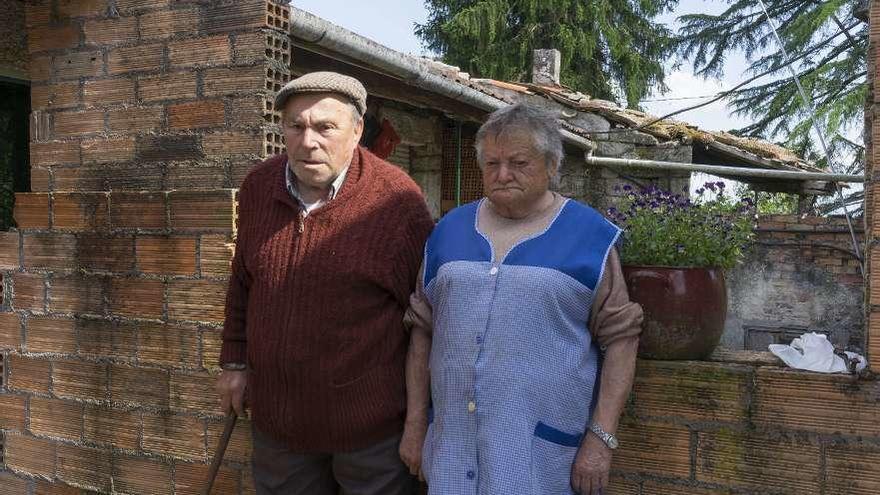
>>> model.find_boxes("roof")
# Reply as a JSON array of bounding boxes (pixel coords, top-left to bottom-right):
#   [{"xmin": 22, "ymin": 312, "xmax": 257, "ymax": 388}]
[{"xmin": 422, "ymin": 60, "xmax": 821, "ymax": 174}]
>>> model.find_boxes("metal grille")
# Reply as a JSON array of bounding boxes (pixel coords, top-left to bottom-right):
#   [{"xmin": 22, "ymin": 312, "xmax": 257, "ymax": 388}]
[{"xmin": 441, "ymin": 125, "xmax": 482, "ymax": 213}]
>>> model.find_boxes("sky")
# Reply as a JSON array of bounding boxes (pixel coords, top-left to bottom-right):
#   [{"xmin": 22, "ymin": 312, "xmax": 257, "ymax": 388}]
[{"xmin": 291, "ymin": 0, "xmax": 754, "ymax": 133}]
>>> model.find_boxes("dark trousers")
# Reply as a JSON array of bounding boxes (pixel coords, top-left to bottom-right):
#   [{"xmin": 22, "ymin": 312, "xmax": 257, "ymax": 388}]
[{"xmin": 252, "ymin": 427, "xmax": 417, "ymax": 495}]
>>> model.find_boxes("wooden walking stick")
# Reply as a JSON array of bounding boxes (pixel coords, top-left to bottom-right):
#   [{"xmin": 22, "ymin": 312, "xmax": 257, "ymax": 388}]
[{"xmin": 203, "ymin": 410, "xmax": 238, "ymax": 495}]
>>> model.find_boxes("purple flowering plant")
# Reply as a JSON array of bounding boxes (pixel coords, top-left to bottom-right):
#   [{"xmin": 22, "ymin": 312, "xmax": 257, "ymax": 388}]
[{"xmin": 608, "ymin": 181, "xmax": 756, "ymax": 270}]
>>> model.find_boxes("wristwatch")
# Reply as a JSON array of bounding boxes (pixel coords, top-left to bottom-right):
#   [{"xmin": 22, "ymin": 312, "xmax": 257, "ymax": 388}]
[{"xmin": 589, "ymin": 423, "xmax": 619, "ymax": 450}]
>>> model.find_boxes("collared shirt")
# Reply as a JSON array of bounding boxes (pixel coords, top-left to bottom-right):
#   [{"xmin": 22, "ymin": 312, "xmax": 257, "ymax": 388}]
[{"xmin": 285, "ymin": 159, "xmax": 349, "ymax": 216}]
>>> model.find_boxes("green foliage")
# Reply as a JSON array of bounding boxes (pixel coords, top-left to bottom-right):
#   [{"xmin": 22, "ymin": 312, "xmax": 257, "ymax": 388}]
[
  {"xmin": 416, "ymin": 0, "xmax": 678, "ymax": 107},
  {"xmin": 675, "ymin": 0, "xmax": 866, "ymax": 212},
  {"xmin": 609, "ymin": 182, "xmax": 756, "ymax": 270},
  {"xmin": 734, "ymin": 184, "xmax": 798, "ymax": 214}
]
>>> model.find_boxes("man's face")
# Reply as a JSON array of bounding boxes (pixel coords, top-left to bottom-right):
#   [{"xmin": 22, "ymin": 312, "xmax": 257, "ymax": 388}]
[
  {"xmin": 282, "ymin": 93, "xmax": 364, "ymax": 190},
  {"xmin": 480, "ymin": 131, "xmax": 553, "ymax": 209}
]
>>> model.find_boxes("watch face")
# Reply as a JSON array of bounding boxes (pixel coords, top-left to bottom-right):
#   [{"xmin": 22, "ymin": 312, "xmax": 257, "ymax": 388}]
[{"xmin": 607, "ymin": 435, "xmax": 619, "ymax": 449}]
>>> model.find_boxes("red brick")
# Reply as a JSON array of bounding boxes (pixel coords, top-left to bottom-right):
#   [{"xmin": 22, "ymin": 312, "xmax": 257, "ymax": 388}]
[
  {"xmin": 27, "ymin": 317, "xmax": 77, "ymax": 354},
  {"xmin": 0, "ymin": 312, "xmax": 22, "ymax": 351},
  {"xmin": 110, "ymin": 365, "xmax": 169, "ymax": 408},
  {"xmin": 11, "ymin": 273, "xmax": 46, "ymax": 312},
  {"xmin": 204, "ymin": 130, "xmax": 263, "ymax": 156},
  {"xmin": 107, "ymin": 277, "xmax": 165, "ymax": 318},
  {"xmin": 201, "ymin": 327, "xmax": 222, "ymax": 370},
  {"xmin": 58, "ymin": 0, "xmax": 108, "ymax": 18},
  {"xmin": 0, "ymin": 393, "xmax": 27, "ymax": 431},
  {"xmin": 203, "ymin": 65, "xmax": 265, "ymax": 97},
  {"xmin": 640, "ymin": 481, "xmax": 732, "ymax": 495},
  {"xmin": 14, "ymin": 193, "xmax": 51, "ymax": 229},
  {"xmin": 77, "ymin": 318, "xmax": 138, "ymax": 360},
  {"xmin": 52, "ymin": 167, "xmax": 107, "ymax": 192},
  {"xmin": 83, "ymin": 78, "xmax": 136, "ymax": 106},
  {"xmin": 143, "ymin": 412, "xmax": 207, "ymax": 460},
  {"xmin": 0, "ymin": 231, "xmax": 21, "ymax": 269},
  {"xmin": 170, "ymin": 371, "xmax": 222, "ymax": 415},
  {"xmin": 53, "ymin": 359, "xmax": 108, "ymax": 401},
  {"xmin": 206, "ymin": 416, "xmax": 251, "ymax": 463},
  {"xmin": 56, "ymin": 443, "xmax": 112, "ymax": 492},
  {"xmin": 52, "ymin": 193, "xmax": 109, "ymax": 230},
  {"xmin": 8, "ymin": 355, "xmax": 51, "ymax": 393},
  {"xmin": 107, "ymin": 106, "xmax": 164, "ymax": 133},
  {"xmin": 168, "ymin": 279, "xmax": 226, "ymax": 323},
  {"xmin": 31, "ymin": 82, "xmax": 80, "ymax": 110},
  {"xmin": 136, "ymin": 236, "xmax": 197, "ymax": 275},
  {"xmin": 53, "ymin": 50, "xmax": 103, "ymax": 79},
  {"xmin": 25, "ymin": 3, "xmax": 51, "ymax": 27},
  {"xmin": 23, "ymin": 233, "xmax": 77, "ymax": 271},
  {"xmin": 49, "ymin": 275, "xmax": 105, "ymax": 314},
  {"xmin": 76, "ymin": 234, "xmax": 135, "ymax": 272},
  {"xmin": 110, "ymin": 192, "xmax": 167, "ymax": 229},
  {"xmin": 30, "ymin": 141, "xmax": 80, "ymax": 167},
  {"xmin": 169, "ymin": 35, "xmax": 231, "ymax": 68},
  {"xmin": 612, "ymin": 421, "xmax": 691, "ymax": 478},
  {"xmin": 81, "ymin": 136, "xmax": 136, "ymax": 165},
  {"xmin": 28, "ymin": 397, "xmax": 83, "ymax": 441},
  {"xmin": 199, "ymin": 235, "xmax": 233, "ymax": 278},
  {"xmin": 113, "ymin": 456, "xmax": 173, "ymax": 495},
  {"xmin": 174, "ymin": 462, "xmax": 241, "ymax": 495},
  {"xmin": 83, "ymin": 16, "xmax": 137, "ymax": 46},
  {"xmin": 116, "ymin": 0, "xmax": 169, "ymax": 12},
  {"xmin": 139, "ymin": 72, "xmax": 198, "ymax": 102},
  {"xmin": 108, "ymin": 44, "xmax": 164, "ymax": 74},
  {"xmin": 140, "ymin": 8, "xmax": 200, "ymax": 39},
  {"xmin": 826, "ymin": 446, "xmax": 880, "ymax": 495},
  {"xmin": 53, "ymin": 109, "xmax": 104, "ymax": 137},
  {"xmin": 695, "ymin": 429, "xmax": 820, "ymax": 493},
  {"xmin": 231, "ymin": 31, "xmax": 268, "ymax": 64},
  {"xmin": 139, "ymin": 322, "xmax": 201, "ymax": 367},
  {"xmin": 28, "ymin": 25, "xmax": 81, "ymax": 53},
  {"xmin": 166, "ymin": 163, "xmax": 228, "ymax": 190},
  {"xmin": 4, "ymin": 434, "xmax": 57, "ymax": 478},
  {"xmin": 32, "ymin": 480, "xmax": 83, "ymax": 495},
  {"xmin": 29, "ymin": 166, "xmax": 57, "ymax": 191},
  {"xmin": 0, "ymin": 471, "xmax": 30, "ymax": 494},
  {"xmin": 83, "ymin": 404, "xmax": 141, "ymax": 449},
  {"xmin": 30, "ymin": 54, "xmax": 53, "ymax": 81},
  {"xmin": 169, "ymin": 190, "xmax": 236, "ymax": 232},
  {"xmin": 168, "ymin": 99, "xmax": 226, "ymax": 129}
]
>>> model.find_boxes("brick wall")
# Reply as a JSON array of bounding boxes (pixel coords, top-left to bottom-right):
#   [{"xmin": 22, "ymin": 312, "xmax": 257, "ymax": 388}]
[
  {"xmin": 724, "ymin": 215, "xmax": 865, "ymax": 351},
  {"xmin": 607, "ymin": 357, "xmax": 880, "ymax": 495},
  {"xmin": 867, "ymin": 0, "xmax": 880, "ymax": 377},
  {"xmin": 0, "ymin": 0, "xmax": 291, "ymax": 492}
]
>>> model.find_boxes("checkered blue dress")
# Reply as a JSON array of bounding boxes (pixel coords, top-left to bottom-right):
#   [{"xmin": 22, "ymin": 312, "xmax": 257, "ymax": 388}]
[{"xmin": 421, "ymin": 199, "xmax": 620, "ymax": 495}]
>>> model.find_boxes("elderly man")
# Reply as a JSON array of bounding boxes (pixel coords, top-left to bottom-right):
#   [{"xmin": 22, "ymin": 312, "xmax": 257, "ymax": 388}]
[
  {"xmin": 217, "ymin": 72, "xmax": 434, "ymax": 495},
  {"xmin": 398, "ymin": 104, "xmax": 643, "ymax": 495}
]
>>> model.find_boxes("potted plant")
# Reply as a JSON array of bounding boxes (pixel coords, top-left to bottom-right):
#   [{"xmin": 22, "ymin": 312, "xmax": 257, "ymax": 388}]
[{"xmin": 607, "ymin": 182, "xmax": 756, "ymax": 359}]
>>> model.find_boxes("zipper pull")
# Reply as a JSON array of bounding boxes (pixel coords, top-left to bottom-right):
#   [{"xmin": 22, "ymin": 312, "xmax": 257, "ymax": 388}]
[{"xmin": 297, "ymin": 210, "xmax": 305, "ymax": 233}]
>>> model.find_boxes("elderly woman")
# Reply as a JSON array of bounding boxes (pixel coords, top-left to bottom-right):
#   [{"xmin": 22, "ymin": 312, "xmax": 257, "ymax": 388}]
[{"xmin": 398, "ymin": 104, "xmax": 643, "ymax": 495}]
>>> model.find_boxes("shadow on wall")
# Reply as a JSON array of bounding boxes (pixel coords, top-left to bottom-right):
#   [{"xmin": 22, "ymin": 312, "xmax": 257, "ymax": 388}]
[{"xmin": 723, "ymin": 249, "xmax": 864, "ymax": 352}]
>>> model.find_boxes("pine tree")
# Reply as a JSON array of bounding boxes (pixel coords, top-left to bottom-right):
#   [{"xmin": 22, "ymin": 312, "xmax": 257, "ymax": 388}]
[
  {"xmin": 415, "ymin": 0, "xmax": 678, "ymax": 108},
  {"xmin": 676, "ymin": 0, "xmax": 866, "ymax": 191}
]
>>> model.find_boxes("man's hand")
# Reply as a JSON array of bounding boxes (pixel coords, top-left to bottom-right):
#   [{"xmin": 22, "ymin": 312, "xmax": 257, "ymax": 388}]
[
  {"xmin": 571, "ymin": 432, "xmax": 612, "ymax": 495},
  {"xmin": 399, "ymin": 418, "xmax": 428, "ymax": 481},
  {"xmin": 216, "ymin": 370, "xmax": 247, "ymax": 416}
]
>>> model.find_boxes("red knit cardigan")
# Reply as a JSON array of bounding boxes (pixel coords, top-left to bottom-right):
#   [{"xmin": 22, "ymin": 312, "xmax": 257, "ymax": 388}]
[{"xmin": 221, "ymin": 147, "xmax": 434, "ymax": 452}]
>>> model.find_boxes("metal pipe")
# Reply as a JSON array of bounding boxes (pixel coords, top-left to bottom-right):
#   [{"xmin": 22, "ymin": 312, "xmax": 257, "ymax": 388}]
[
  {"xmin": 584, "ymin": 155, "xmax": 865, "ymax": 183},
  {"xmin": 289, "ymin": 6, "xmax": 595, "ymax": 152}
]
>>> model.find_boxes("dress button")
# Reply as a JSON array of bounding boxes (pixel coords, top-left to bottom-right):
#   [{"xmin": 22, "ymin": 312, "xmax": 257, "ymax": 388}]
[
  {"xmin": 467, "ymin": 401, "xmax": 476, "ymax": 413},
  {"xmin": 489, "ymin": 266, "xmax": 498, "ymax": 275},
  {"xmin": 476, "ymin": 335, "xmax": 483, "ymax": 344},
  {"xmin": 466, "ymin": 470, "xmax": 475, "ymax": 480}
]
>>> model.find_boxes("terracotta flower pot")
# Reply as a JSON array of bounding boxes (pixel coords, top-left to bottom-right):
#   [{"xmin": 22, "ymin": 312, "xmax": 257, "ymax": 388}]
[{"xmin": 622, "ymin": 265, "xmax": 727, "ymax": 360}]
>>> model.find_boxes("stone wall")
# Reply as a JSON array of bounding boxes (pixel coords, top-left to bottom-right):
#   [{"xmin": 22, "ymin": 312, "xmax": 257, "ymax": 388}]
[{"xmin": 724, "ymin": 215, "xmax": 865, "ymax": 351}]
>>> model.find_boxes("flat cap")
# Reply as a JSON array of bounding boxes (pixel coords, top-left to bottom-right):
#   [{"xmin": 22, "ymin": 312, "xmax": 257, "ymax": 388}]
[{"xmin": 274, "ymin": 71, "xmax": 367, "ymax": 116}]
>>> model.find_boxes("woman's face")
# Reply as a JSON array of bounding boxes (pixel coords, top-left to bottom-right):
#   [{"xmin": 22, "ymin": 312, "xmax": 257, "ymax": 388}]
[{"xmin": 479, "ymin": 131, "xmax": 553, "ymax": 210}]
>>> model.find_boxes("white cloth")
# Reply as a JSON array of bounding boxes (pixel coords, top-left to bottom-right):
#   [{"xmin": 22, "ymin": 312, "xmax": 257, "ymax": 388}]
[{"xmin": 769, "ymin": 332, "xmax": 866, "ymax": 373}]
